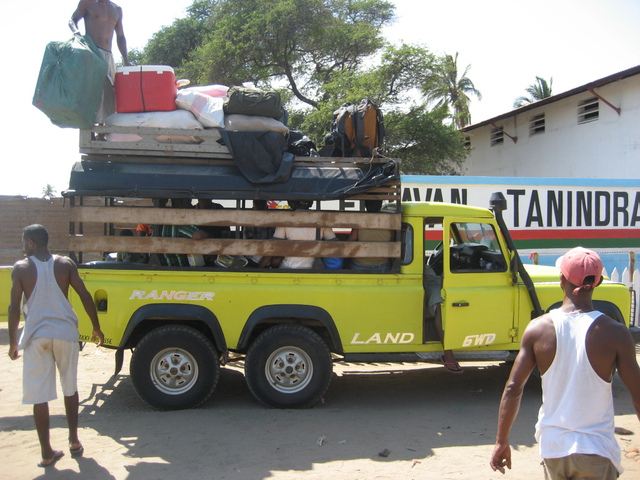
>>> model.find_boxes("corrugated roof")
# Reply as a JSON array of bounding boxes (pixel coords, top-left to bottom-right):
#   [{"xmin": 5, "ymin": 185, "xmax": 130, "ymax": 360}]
[{"xmin": 462, "ymin": 64, "xmax": 640, "ymax": 131}]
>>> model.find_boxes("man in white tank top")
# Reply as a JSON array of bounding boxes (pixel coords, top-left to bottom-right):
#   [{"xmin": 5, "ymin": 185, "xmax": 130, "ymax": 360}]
[
  {"xmin": 490, "ymin": 247, "xmax": 640, "ymax": 479},
  {"xmin": 8, "ymin": 225, "xmax": 104, "ymax": 468}
]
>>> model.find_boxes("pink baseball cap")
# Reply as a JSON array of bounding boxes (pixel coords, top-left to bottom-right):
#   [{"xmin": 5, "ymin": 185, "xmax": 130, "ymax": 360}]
[{"xmin": 559, "ymin": 247, "xmax": 603, "ymax": 294}]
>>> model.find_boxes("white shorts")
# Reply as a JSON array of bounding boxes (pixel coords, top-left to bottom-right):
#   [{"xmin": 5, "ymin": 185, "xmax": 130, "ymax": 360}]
[{"xmin": 22, "ymin": 337, "xmax": 79, "ymax": 404}]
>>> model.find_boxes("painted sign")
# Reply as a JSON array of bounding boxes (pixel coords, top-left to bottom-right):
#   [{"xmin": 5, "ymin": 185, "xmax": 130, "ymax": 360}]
[{"xmin": 401, "ymin": 175, "xmax": 640, "ymax": 272}]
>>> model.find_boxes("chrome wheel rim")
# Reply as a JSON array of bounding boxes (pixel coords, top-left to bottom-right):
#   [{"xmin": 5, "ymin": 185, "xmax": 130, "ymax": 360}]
[
  {"xmin": 150, "ymin": 348, "xmax": 199, "ymax": 395},
  {"xmin": 265, "ymin": 346, "xmax": 313, "ymax": 393}
]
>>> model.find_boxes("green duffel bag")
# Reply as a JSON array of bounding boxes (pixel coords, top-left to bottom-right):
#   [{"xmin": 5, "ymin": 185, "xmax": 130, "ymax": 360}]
[
  {"xmin": 223, "ymin": 86, "xmax": 283, "ymax": 120},
  {"xmin": 32, "ymin": 35, "xmax": 107, "ymax": 129}
]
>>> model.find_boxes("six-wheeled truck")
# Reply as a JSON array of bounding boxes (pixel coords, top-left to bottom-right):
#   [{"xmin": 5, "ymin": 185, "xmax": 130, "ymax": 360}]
[{"xmin": 1, "ymin": 124, "xmax": 635, "ymax": 410}]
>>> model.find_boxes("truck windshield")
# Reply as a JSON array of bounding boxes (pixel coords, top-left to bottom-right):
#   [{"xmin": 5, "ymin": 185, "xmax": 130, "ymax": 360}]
[
  {"xmin": 449, "ymin": 222, "xmax": 507, "ymax": 272},
  {"xmin": 453, "ymin": 222, "xmax": 501, "ymax": 251}
]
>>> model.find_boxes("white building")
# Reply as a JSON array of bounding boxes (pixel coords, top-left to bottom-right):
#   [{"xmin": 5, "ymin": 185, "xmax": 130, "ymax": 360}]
[{"xmin": 461, "ymin": 65, "xmax": 640, "ymax": 179}]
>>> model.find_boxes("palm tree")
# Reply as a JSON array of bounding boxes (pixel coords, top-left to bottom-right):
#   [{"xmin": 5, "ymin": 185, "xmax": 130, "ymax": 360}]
[
  {"xmin": 42, "ymin": 184, "xmax": 57, "ymax": 200},
  {"xmin": 422, "ymin": 52, "xmax": 482, "ymax": 129},
  {"xmin": 514, "ymin": 76, "xmax": 553, "ymax": 108}
]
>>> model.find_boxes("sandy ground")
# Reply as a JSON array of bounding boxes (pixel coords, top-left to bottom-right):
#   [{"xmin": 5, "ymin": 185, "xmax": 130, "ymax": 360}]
[{"xmin": 1, "ymin": 323, "xmax": 638, "ymax": 480}]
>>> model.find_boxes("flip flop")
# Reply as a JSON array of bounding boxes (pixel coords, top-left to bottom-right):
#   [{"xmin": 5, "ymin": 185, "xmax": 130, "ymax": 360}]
[
  {"xmin": 38, "ymin": 450, "xmax": 64, "ymax": 468},
  {"xmin": 440, "ymin": 355, "xmax": 463, "ymax": 374},
  {"xmin": 70, "ymin": 444, "xmax": 84, "ymax": 458}
]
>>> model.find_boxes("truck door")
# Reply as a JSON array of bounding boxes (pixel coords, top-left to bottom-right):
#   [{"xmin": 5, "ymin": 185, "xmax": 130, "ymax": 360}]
[{"xmin": 434, "ymin": 220, "xmax": 516, "ymax": 350}]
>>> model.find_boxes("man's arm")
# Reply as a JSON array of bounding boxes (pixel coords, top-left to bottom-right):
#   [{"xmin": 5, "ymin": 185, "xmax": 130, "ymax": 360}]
[
  {"xmin": 66, "ymin": 259, "xmax": 104, "ymax": 346},
  {"xmin": 490, "ymin": 325, "xmax": 538, "ymax": 474},
  {"xmin": 69, "ymin": 0, "xmax": 89, "ymax": 35},
  {"xmin": 613, "ymin": 325, "xmax": 640, "ymax": 420},
  {"xmin": 8, "ymin": 264, "xmax": 26, "ymax": 360},
  {"xmin": 114, "ymin": 6, "xmax": 131, "ymax": 66}
]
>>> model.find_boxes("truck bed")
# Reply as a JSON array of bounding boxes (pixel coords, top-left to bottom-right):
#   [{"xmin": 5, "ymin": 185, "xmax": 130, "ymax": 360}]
[{"xmin": 69, "ymin": 126, "xmax": 403, "ymax": 267}]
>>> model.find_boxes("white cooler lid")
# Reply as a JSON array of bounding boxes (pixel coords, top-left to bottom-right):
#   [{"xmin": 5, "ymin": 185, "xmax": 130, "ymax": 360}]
[{"xmin": 116, "ymin": 65, "xmax": 175, "ymax": 75}]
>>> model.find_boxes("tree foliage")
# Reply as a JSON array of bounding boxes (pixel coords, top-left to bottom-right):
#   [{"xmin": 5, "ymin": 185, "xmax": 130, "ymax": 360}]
[
  {"xmin": 41, "ymin": 184, "xmax": 57, "ymax": 199},
  {"xmin": 513, "ymin": 76, "xmax": 553, "ymax": 108},
  {"xmin": 180, "ymin": 0, "xmax": 395, "ymax": 107},
  {"xmin": 422, "ymin": 52, "xmax": 482, "ymax": 129},
  {"xmin": 136, "ymin": 0, "xmax": 471, "ymax": 174},
  {"xmin": 385, "ymin": 106, "xmax": 468, "ymax": 174},
  {"xmin": 133, "ymin": 1, "xmax": 215, "ymax": 69}
]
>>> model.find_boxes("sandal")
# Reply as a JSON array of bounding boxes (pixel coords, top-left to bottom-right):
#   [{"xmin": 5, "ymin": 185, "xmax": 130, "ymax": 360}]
[
  {"xmin": 70, "ymin": 443, "xmax": 84, "ymax": 458},
  {"xmin": 38, "ymin": 450, "xmax": 64, "ymax": 468},
  {"xmin": 440, "ymin": 355, "xmax": 463, "ymax": 374}
]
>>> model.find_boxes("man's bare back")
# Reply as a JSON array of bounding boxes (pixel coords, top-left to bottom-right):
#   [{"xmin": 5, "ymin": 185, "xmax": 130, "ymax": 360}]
[
  {"xmin": 525, "ymin": 308, "xmax": 629, "ymax": 383},
  {"xmin": 70, "ymin": 0, "xmax": 128, "ymax": 61},
  {"xmin": 12, "ymin": 255, "xmax": 77, "ymax": 302}
]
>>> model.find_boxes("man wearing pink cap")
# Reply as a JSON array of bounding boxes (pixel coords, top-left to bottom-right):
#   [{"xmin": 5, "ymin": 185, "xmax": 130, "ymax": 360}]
[{"xmin": 490, "ymin": 247, "xmax": 640, "ymax": 479}]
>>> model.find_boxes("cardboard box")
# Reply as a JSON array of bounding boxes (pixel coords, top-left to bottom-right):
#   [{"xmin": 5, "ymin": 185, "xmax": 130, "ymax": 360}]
[{"xmin": 115, "ymin": 65, "xmax": 177, "ymax": 113}]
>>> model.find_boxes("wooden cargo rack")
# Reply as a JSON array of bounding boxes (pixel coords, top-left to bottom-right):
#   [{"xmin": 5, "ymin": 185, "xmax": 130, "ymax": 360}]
[
  {"xmin": 72, "ymin": 126, "xmax": 402, "ymax": 269},
  {"xmin": 68, "ymin": 200, "xmax": 403, "ymax": 270}
]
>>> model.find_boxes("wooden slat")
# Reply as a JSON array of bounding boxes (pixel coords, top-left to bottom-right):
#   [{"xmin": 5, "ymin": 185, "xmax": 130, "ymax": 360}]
[
  {"xmin": 70, "ymin": 206, "xmax": 402, "ymax": 229},
  {"xmin": 79, "ymin": 127, "xmax": 229, "ymax": 158},
  {"xmin": 69, "ymin": 236, "xmax": 401, "ymax": 258}
]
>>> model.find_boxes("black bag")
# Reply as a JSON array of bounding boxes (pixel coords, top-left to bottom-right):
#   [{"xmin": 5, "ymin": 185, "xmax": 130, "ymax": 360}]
[
  {"xmin": 223, "ymin": 86, "xmax": 284, "ymax": 120},
  {"xmin": 287, "ymin": 130, "xmax": 319, "ymax": 157},
  {"xmin": 322, "ymin": 99, "xmax": 384, "ymax": 157}
]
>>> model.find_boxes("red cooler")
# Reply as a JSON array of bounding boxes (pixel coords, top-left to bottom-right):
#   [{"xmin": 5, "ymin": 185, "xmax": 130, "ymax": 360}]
[{"xmin": 115, "ymin": 65, "xmax": 178, "ymax": 113}]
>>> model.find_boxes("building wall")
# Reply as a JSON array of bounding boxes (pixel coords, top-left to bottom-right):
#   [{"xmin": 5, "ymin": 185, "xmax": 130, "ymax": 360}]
[
  {"xmin": 0, "ymin": 196, "xmax": 144, "ymax": 266},
  {"xmin": 463, "ymin": 74, "xmax": 640, "ymax": 178}
]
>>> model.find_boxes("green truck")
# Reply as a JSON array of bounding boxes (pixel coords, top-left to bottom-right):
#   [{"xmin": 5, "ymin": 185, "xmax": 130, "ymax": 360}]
[{"xmin": 1, "ymin": 125, "xmax": 636, "ymax": 410}]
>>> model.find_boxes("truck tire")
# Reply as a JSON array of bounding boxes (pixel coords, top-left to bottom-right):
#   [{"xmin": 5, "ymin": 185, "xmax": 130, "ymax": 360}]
[
  {"xmin": 130, "ymin": 325, "xmax": 220, "ymax": 410},
  {"xmin": 245, "ymin": 324, "xmax": 332, "ymax": 408}
]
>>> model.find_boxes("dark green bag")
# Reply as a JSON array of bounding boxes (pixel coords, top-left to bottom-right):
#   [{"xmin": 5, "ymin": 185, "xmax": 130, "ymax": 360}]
[
  {"xmin": 32, "ymin": 35, "xmax": 107, "ymax": 129},
  {"xmin": 223, "ymin": 86, "xmax": 284, "ymax": 120}
]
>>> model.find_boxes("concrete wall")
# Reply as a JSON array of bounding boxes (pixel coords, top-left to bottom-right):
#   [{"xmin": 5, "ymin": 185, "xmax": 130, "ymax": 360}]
[{"xmin": 462, "ymin": 73, "xmax": 640, "ymax": 178}]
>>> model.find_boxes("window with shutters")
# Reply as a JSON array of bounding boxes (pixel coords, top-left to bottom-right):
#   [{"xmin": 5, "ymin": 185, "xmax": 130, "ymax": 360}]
[
  {"xmin": 578, "ymin": 97, "xmax": 599, "ymax": 124},
  {"xmin": 490, "ymin": 127, "xmax": 504, "ymax": 146},
  {"xmin": 529, "ymin": 114, "xmax": 545, "ymax": 136}
]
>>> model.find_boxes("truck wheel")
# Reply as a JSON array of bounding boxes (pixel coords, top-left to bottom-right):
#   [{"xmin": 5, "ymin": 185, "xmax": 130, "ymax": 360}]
[
  {"xmin": 245, "ymin": 324, "xmax": 332, "ymax": 408},
  {"xmin": 130, "ymin": 325, "xmax": 220, "ymax": 410}
]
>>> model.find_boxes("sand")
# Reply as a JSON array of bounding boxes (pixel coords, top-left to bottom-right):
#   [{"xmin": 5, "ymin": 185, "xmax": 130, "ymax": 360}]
[{"xmin": 1, "ymin": 322, "xmax": 638, "ymax": 480}]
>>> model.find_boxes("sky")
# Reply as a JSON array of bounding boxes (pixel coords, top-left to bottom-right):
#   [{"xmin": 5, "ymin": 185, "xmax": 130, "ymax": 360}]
[{"xmin": 1, "ymin": 0, "xmax": 638, "ymax": 197}]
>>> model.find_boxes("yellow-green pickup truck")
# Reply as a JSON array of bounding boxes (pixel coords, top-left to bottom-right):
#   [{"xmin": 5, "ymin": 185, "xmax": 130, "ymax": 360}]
[
  {"xmin": 1, "ymin": 129, "xmax": 635, "ymax": 410},
  {"xmin": 2, "ymin": 192, "xmax": 633, "ymax": 411}
]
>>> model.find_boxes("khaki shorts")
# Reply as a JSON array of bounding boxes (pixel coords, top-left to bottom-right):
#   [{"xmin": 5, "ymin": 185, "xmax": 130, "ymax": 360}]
[
  {"xmin": 543, "ymin": 454, "xmax": 619, "ymax": 480},
  {"xmin": 22, "ymin": 337, "xmax": 79, "ymax": 404}
]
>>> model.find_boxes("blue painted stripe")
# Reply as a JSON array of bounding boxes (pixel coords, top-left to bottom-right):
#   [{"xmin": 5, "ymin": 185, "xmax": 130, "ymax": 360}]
[{"xmin": 401, "ymin": 175, "xmax": 640, "ymax": 188}]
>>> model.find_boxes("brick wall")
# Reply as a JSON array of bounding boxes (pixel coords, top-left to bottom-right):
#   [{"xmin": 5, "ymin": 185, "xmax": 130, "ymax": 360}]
[{"xmin": 0, "ymin": 196, "xmax": 145, "ymax": 265}]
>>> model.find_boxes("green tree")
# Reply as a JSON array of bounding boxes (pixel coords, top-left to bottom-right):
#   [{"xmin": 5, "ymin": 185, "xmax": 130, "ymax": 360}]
[
  {"xmin": 180, "ymin": 0, "xmax": 395, "ymax": 107},
  {"xmin": 136, "ymin": 0, "xmax": 470, "ymax": 174},
  {"xmin": 385, "ymin": 106, "xmax": 467, "ymax": 174},
  {"xmin": 422, "ymin": 52, "xmax": 482, "ymax": 129},
  {"xmin": 294, "ymin": 44, "xmax": 435, "ymax": 140},
  {"xmin": 513, "ymin": 76, "xmax": 553, "ymax": 108},
  {"xmin": 134, "ymin": 1, "xmax": 215, "ymax": 71},
  {"xmin": 42, "ymin": 184, "xmax": 57, "ymax": 199}
]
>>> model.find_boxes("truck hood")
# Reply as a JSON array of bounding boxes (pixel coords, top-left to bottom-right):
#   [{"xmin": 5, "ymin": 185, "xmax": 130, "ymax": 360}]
[{"xmin": 522, "ymin": 263, "xmax": 561, "ymax": 284}]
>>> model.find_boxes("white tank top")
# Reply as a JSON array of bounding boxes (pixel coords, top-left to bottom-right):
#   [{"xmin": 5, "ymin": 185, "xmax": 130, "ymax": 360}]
[
  {"xmin": 18, "ymin": 255, "xmax": 79, "ymax": 349},
  {"xmin": 534, "ymin": 309, "xmax": 622, "ymax": 473}
]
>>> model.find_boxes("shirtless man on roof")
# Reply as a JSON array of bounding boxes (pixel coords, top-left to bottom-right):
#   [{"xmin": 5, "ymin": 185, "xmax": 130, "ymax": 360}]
[{"xmin": 69, "ymin": 0, "xmax": 131, "ymax": 121}]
